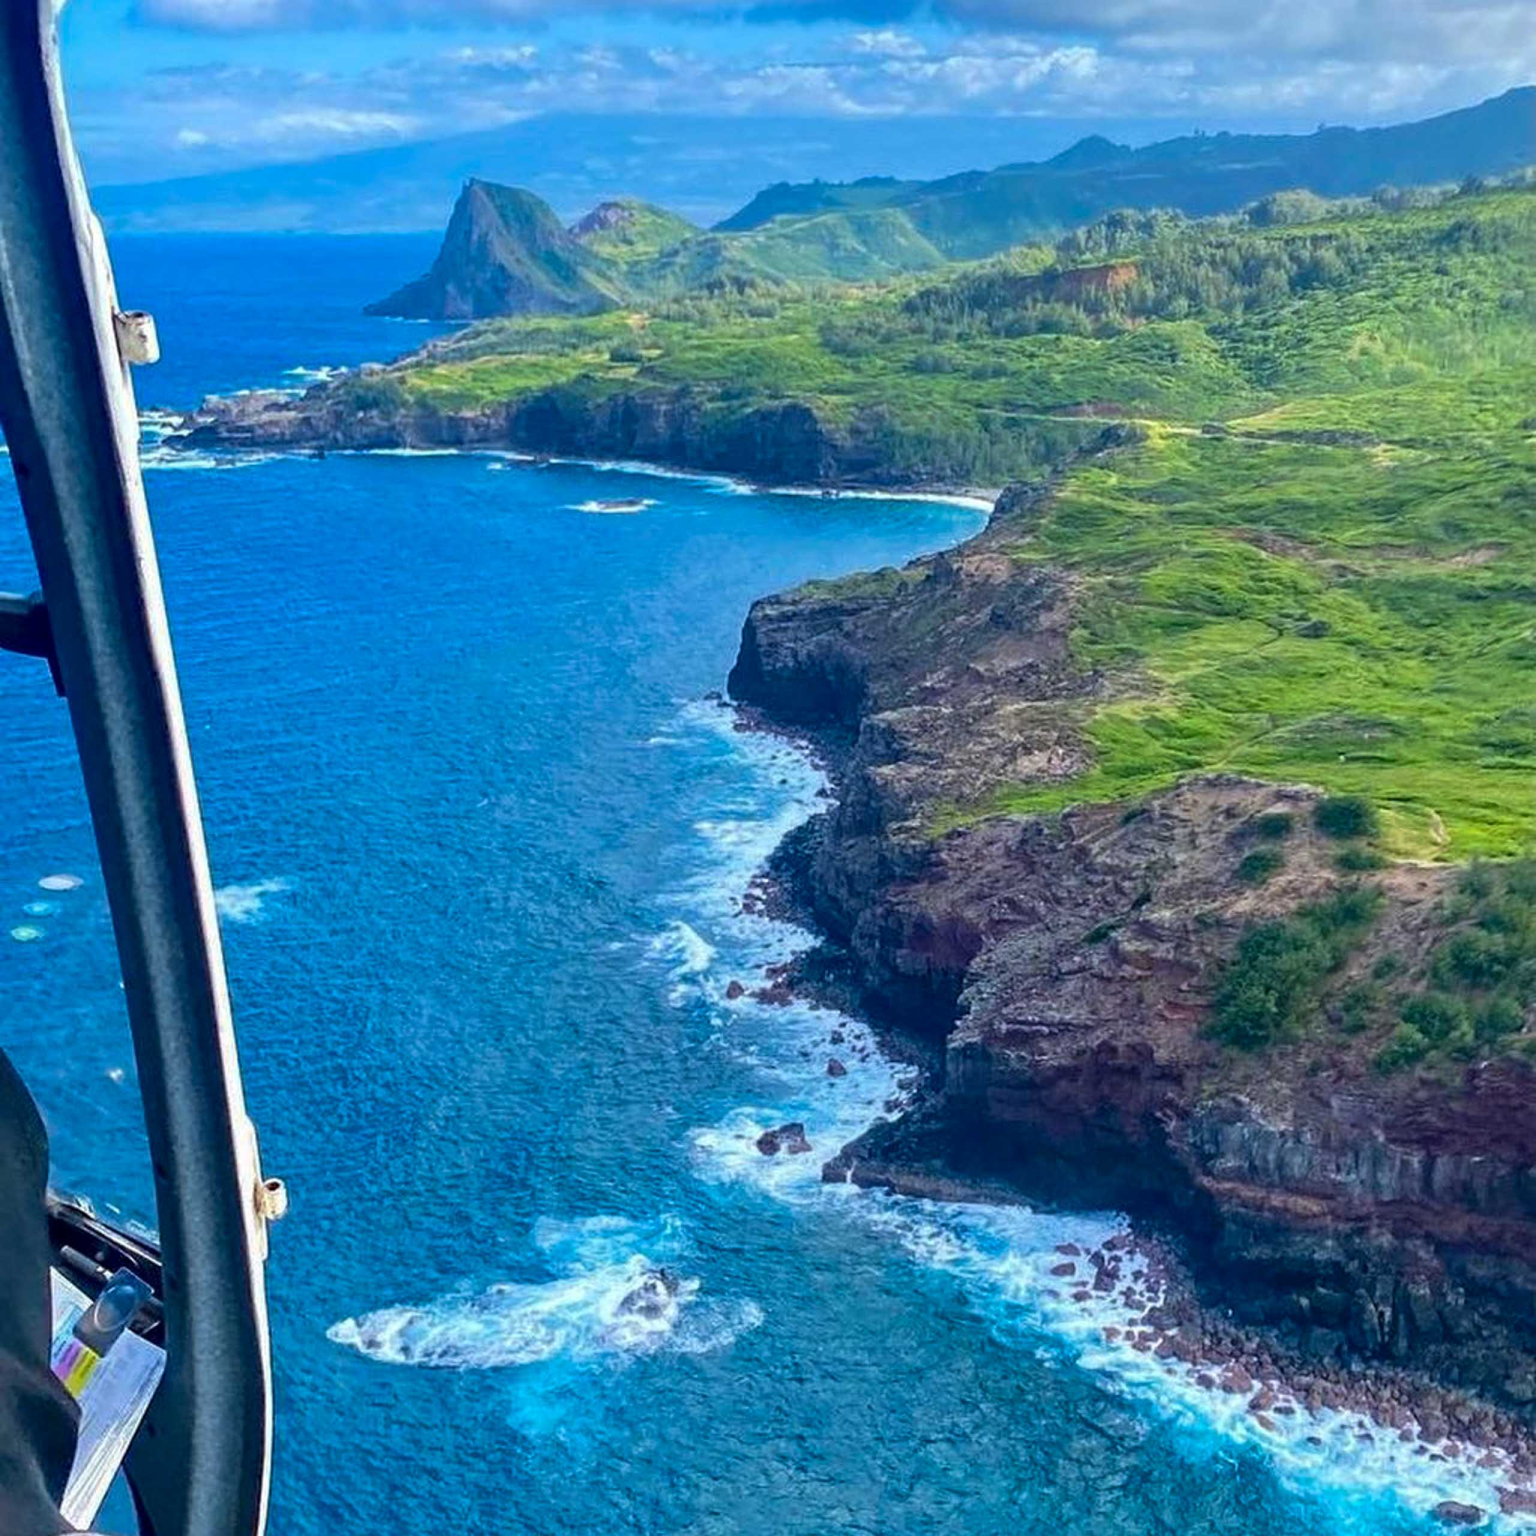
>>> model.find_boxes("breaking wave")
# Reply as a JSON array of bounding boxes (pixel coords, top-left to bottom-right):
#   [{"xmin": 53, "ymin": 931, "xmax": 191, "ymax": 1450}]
[
  {"xmin": 327, "ymin": 1214, "xmax": 761, "ymax": 1377},
  {"xmin": 660, "ymin": 696, "xmax": 1536, "ymax": 1530}
]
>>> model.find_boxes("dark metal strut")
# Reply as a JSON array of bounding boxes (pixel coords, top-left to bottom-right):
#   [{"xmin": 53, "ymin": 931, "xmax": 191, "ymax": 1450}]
[{"xmin": 0, "ymin": 4, "xmax": 278, "ymax": 1534}]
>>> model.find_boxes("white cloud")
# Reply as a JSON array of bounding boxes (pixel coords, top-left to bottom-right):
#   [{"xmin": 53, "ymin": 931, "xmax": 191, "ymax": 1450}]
[
  {"xmin": 254, "ymin": 108, "xmax": 416, "ymax": 141},
  {"xmin": 103, "ymin": 12, "xmax": 1534, "ymax": 181},
  {"xmin": 850, "ymin": 29, "xmax": 927, "ymax": 59},
  {"xmin": 130, "ymin": 0, "xmax": 1536, "ymax": 72}
]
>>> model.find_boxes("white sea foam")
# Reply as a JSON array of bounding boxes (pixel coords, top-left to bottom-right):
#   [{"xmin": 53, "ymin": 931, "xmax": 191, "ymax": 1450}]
[
  {"xmin": 568, "ymin": 498, "xmax": 657, "ymax": 514},
  {"xmin": 139, "ymin": 441, "xmax": 289, "ymax": 473},
  {"xmin": 327, "ymin": 1214, "xmax": 760, "ymax": 1375},
  {"xmin": 214, "ymin": 877, "xmax": 290, "ymax": 923},
  {"xmin": 38, "ymin": 873, "xmax": 83, "ymax": 892},
  {"xmin": 660, "ymin": 696, "xmax": 1536, "ymax": 1530},
  {"xmin": 770, "ymin": 484, "xmax": 996, "ymax": 512},
  {"xmin": 281, "ymin": 364, "xmax": 343, "ymax": 387}
]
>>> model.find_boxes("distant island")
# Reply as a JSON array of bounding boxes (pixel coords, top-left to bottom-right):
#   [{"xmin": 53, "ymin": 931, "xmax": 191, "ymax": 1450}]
[{"xmin": 170, "ymin": 88, "xmax": 1536, "ymax": 1431}]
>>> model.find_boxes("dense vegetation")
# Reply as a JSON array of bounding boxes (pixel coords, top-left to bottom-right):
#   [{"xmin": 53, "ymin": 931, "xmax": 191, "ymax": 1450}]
[
  {"xmin": 376, "ymin": 182, "xmax": 1536, "ymax": 862},
  {"xmin": 372, "ymin": 91, "xmax": 1534, "ymax": 320},
  {"xmin": 1208, "ymin": 853, "xmax": 1536, "ymax": 1072},
  {"xmin": 1211, "ymin": 885, "xmax": 1383, "ymax": 1049},
  {"xmin": 980, "ymin": 189, "xmax": 1536, "ymax": 862},
  {"xmin": 1375, "ymin": 861, "xmax": 1536, "ymax": 1070}
]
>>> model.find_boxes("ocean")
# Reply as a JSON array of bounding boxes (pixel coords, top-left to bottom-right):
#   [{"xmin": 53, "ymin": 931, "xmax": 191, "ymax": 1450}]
[{"xmin": 0, "ymin": 235, "xmax": 1481, "ymax": 1534}]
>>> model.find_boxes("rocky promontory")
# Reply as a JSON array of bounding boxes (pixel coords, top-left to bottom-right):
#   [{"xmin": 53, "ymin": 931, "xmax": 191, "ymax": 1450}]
[
  {"xmin": 170, "ymin": 378, "xmax": 955, "ymax": 490},
  {"xmin": 727, "ymin": 477, "xmax": 1536, "ymax": 1414}
]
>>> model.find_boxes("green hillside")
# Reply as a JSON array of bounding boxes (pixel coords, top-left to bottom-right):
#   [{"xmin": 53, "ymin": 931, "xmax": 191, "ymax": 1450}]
[
  {"xmin": 569, "ymin": 199, "xmax": 699, "ymax": 262},
  {"xmin": 718, "ymin": 87, "xmax": 1536, "ymax": 259},
  {"xmin": 376, "ymin": 186, "xmax": 1536, "ymax": 855},
  {"xmin": 369, "ymin": 90, "xmax": 1534, "ymax": 319}
]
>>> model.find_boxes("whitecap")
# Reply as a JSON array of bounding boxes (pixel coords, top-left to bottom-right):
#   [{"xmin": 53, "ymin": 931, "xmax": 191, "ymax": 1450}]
[
  {"xmin": 10, "ymin": 925, "xmax": 43, "ymax": 943},
  {"xmin": 139, "ymin": 443, "xmax": 288, "ymax": 473},
  {"xmin": 23, "ymin": 901, "xmax": 59, "ymax": 917},
  {"xmin": 648, "ymin": 922, "xmax": 716, "ymax": 1003},
  {"xmin": 38, "ymin": 873, "xmax": 83, "ymax": 891},
  {"xmin": 214, "ymin": 877, "xmax": 290, "ymax": 923},
  {"xmin": 328, "ymin": 1214, "xmax": 759, "ymax": 1375},
  {"xmin": 567, "ymin": 498, "xmax": 656, "ymax": 515},
  {"xmin": 281, "ymin": 364, "xmax": 342, "ymax": 387}
]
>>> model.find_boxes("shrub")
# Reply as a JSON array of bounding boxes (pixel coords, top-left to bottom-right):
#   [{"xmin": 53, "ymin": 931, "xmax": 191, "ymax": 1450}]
[
  {"xmin": 1401, "ymin": 991, "xmax": 1472, "ymax": 1047},
  {"xmin": 1210, "ymin": 920, "xmax": 1324, "ymax": 1048},
  {"xmin": 1337, "ymin": 983, "xmax": 1379, "ymax": 1035},
  {"xmin": 1310, "ymin": 884, "xmax": 1384, "ymax": 933},
  {"xmin": 1237, "ymin": 848, "xmax": 1284, "ymax": 885},
  {"xmin": 1253, "ymin": 812, "xmax": 1294, "ymax": 840},
  {"xmin": 1210, "ymin": 885, "xmax": 1382, "ymax": 1049},
  {"xmin": 1313, "ymin": 796, "xmax": 1378, "ymax": 840},
  {"xmin": 1376, "ymin": 1023, "xmax": 1431, "ymax": 1072},
  {"xmin": 1476, "ymin": 995, "xmax": 1526, "ymax": 1043},
  {"xmin": 1336, "ymin": 847, "xmax": 1387, "ymax": 872},
  {"xmin": 608, "ymin": 341, "xmax": 646, "ymax": 364},
  {"xmin": 1434, "ymin": 930, "xmax": 1514, "ymax": 989},
  {"xmin": 1372, "ymin": 952, "xmax": 1405, "ymax": 981},
  {"xmin": 339, "ymin": 373, "xmax": 408, "ymax": 413}
]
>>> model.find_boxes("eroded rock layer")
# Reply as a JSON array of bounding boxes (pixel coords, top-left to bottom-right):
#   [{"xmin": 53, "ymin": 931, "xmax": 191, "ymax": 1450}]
[{"xmin": 729, "ymin": 480, "xmax": 1536, "ymax": 1411}]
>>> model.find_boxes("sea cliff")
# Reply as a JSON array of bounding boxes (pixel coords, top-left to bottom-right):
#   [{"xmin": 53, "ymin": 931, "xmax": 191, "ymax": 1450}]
[
  {"xmin": 728, "ymin": 478, "xmax": 1536, "ymax": 1415},
  {"xmin": 174, "ymin": 384, "xmax": 905, "ymax": 489}
]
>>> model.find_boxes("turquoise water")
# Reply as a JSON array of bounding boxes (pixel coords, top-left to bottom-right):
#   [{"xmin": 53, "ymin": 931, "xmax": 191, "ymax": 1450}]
[{"xmin": 0, "ymin": 237, "xmax": 1468, "ymax": 1534}]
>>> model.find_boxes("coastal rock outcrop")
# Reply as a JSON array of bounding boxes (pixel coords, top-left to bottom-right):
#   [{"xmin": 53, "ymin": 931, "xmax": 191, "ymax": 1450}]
[
  {"xmin": 729, "ymin": 478, "xmax": 1536, "ymax": 1412},
  {"xmin": 170, "ymin": 381, "xmax": 865, "ymax": 487}
]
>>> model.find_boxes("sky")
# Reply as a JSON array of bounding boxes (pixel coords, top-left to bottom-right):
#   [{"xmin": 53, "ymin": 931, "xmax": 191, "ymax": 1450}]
[{"xmin": 59, "ymin": 0, "xmax": 1536, "ymax": 190}]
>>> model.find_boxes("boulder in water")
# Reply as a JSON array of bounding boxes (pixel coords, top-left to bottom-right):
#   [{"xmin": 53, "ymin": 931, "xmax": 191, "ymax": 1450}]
[
  {"xmin": 617, "ymin": 1267, "xmax": 682, "ymax": 1320},
  {"xmin": 756, "ymin": 1122, "xmax": 812, "ymax": 1156},
  {"xmin": 1432, "ymin": 1502, "xmax": 1485, "ymax": 1526}
]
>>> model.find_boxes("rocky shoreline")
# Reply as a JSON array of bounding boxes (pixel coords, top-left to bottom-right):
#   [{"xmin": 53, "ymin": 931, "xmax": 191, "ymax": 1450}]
[
  {"xmin": 721, "ymin": 475, "xmax": 1536, "ymax": 1518},
  {"xmin": 165, "ymin": 379, "xmax": 1004, "ymax": 497},
  {"xmin": 730, "ymin": 756, "xmax": 1536, "ymax": 1524}
]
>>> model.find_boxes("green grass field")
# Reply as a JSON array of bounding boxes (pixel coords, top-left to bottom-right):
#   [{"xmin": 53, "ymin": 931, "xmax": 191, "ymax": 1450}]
[{"xmin": 384, "ymin": 185, "xmax": 1536, "ymax": 857}]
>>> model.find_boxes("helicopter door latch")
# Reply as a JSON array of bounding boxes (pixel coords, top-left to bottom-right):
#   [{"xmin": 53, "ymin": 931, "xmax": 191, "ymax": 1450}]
[
  {"xmin": 112, "ymin": 308, "xmax": 159, "ymax": 367},
  {"xmin": 0, "ymin": 590, "xmax": 63, "ymax": 694}
]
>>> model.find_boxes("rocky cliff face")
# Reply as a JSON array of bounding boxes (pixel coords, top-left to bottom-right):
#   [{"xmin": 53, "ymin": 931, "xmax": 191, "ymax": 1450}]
[
  {"xmin": 729, "ymin": 479, "xmax": 1536, "ymax": 1411},
  {"xmin": 365, "ymin": 180, "xmax": 621, "ymax": 321},
  {"xmin": 173, "ymin": 379, "xmax": 902, "ymax": 488}
]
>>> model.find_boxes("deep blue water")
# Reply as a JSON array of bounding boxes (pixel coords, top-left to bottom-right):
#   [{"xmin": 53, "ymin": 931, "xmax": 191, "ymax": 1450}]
[{"xmin": 0, "ymin": 236, "xmax": 1483, "ymax": 1535}]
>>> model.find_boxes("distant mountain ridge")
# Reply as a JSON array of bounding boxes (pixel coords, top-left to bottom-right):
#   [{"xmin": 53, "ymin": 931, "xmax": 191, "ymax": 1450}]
[
  {"xmin": 367, "ymin": 88, "xmax": 1534, "ymax": 321},
  {"xmin": 718, "ymin": 86, "xmax": 1536, "ymax": 260}
]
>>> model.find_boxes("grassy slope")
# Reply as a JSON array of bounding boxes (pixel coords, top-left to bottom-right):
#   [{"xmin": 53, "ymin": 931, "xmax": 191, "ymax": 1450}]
[
  {"xmin": 989, "ymin": 194, "xmax": 1536, "ymax": 859},
  {"xmin": 572, "ymin": 200, "xmax": 699, "ymax": 263},
  {"xmin": 391, "ymin": 188, "xmax": 1536, "ymax": 857}
]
